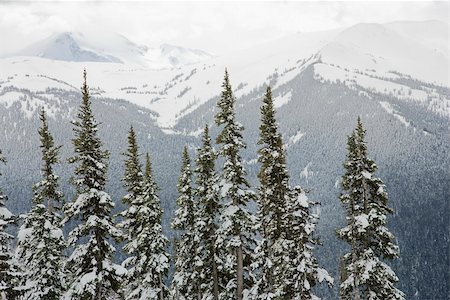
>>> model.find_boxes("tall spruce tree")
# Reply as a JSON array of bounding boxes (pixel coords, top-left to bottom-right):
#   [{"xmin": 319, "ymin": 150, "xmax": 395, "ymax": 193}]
[
  {"xmin": 120, "ymin": 129, "xmax": 169, "ymax": 300},
  {"xmin": 337, "ymin": 117, "xmax": 404, "ymax": 300},
  {"xmin": 171, "ymin": 146, "xmax": 201, "ymax": 299},
  {"xmin": 15, "ymin": 108, "xmax": 66, "ymax": 300},
  {"xmin": 252, "ymin": 87, "xmax": 332, "ymax": 299},
  {"xmin": 194, "ymin": 125, "xmax": 220, "ymax": 300},
  {"xmin": 63, "ymin": 70, "xmax": 125, "ymax": 299},
  {"xmin": 252, "ymin": 86, "xmax": 290, "ymax": 299},
  {"xmin": 215, "ymin": 69, "xmax": 257, "ymax": 300},
  {"xmin": 0, "ymin": 151, "xmax": 18, "ymax": 300}
]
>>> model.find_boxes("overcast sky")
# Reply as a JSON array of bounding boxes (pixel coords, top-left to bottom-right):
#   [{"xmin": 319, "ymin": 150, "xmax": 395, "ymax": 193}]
[{"xmin": 1, "ymin": 1, "xmax": 448, "ymax": 55}]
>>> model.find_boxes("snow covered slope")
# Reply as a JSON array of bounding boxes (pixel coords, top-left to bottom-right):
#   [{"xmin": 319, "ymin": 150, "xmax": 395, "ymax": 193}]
[{"xmin": 0, "ymin": 20, "xmax": 448, "ymax": 127}]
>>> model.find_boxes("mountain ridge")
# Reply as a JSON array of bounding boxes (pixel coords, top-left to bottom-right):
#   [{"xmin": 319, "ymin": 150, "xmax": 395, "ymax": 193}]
[{"xmin": 4, "ymin": 31, "xmax": 214, "ymax": 69}]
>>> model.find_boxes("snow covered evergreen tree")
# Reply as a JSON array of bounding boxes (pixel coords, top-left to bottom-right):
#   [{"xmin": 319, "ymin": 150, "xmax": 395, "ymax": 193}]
[
  {"xmin": 252, "ymin": 87, "xmax": 332, "ymax": 299},
  {"xmin": 0, "ymin": 151, "xmax": 18, "ymax": 300},
  {"xmin": 15, "ymin": 108, "xmax": 66, "ymax": 300},
  {"xmin": 337, "ymin": 117, "xmax": 404, "ymax": 300},
  {"xmin": 251, "ymin": 86, "xmax": 290, "ymax": 299},
  {"xmin": 120, "ymin": 126, "xmax": 144, "ymax": 216},
  {"xmin": 171, "ymin": 146, "xmax": 201, "ymax": 299},
  {"xmin": 194, "ymin": 125, "xmax": 220, "ymax": 300},
  {"xmin": 214, "ymin": 70, "xmax": 257, "ymax": 300},
  {"xmin": 282, "ymin": 187, "xmax": 333, "ymax": 299},
  {"xmin": 120, "ymin": 128, "xmax": 169, "ymax": 300},
  {"xmin": 63, "ymin": 70, "xmax": 125, "ymax": 299}
]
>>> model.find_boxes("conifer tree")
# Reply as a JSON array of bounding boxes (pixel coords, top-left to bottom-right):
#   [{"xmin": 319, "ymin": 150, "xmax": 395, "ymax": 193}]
[
  {"xmin": 194, "ymin": 125, "xmax": 220, "ymax": 300},
  {"xmin": 120, "ymin": 129, "xmax": 169, "ymax": 300},
  {"xmin": 0, "ymin": 151, "xmax": 18, "ymax": 300},
  {"xmin": 252, "ymin": 86, "xmax": 290, "ymax": 299},
  {"xmin": 215, "ymin": 69, "xmax": 257, "ymax": 300},
  {"xmin": 171, "ymin": 146, "xmax": 200, "ymax": 299},
  {"xmin": 252, "ymin": 87, "xmax": 332, "ymax": 299},
  {"xmin": 63, "ymin": 70, "xmax": 125, "ymax": 299},
  {"xmin": 337, "ymin": 117, "xmax": 404, "ymax": 300},
  {"xmin": 121, "ymin": 126, "xmax": 144, "ymax": 215},
  {"xmin": 282, "ymin": 187, "xmax": 333, "ymax": 299},
  {"xmin": 15, "ymin": 108, "xmax": 66, "ymax": 300}
]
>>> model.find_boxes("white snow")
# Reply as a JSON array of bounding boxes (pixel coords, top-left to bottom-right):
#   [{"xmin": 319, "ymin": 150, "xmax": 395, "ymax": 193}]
[
  {"xmin": 297, "ymin": 192, "xmax": 309, "ymax": 208},
  {"xmin": 354, "ymin": 214, "xmax": 370, "ymax": 230},
  {"xmin": 0, "ymin": 20, "xmax": 448, "ymax": 128},
  {"xmin": 0, "ymin": 207, "xmax": 13, "ymax": 219},
  {"xmin": 361, "ymin": 171, "xmax": 372, "ymax": 179},
  {"xmin": 317, "ymin": 267, "xmax": 334, "ymax": 284},
  {"xmin": 300, "ymin": 163, "xmax": 313, "ymax": 181},
  {"xmin": 379, "ymin": 101, "xmax": 411, "ymax": 127},
  {"xmin": 273, "ymin": 91, "xmax": 292, "ymax": 108},
  {"xmin": 288, "ymin": 130, "xmax": 305, "ymax": 144},
  {"xmin": 17, "ymin": 227, "xmax": 33, "ymax": 243},
  {"xmin": 8, "ymin": 31, "xmax": 214, "ymax": 69},
  {"xmin": 220, "ymin": 181, "xmax": 233, "ymax": 197}
]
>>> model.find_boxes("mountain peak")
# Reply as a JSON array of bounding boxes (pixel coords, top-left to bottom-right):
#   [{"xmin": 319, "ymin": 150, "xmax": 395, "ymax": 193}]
[
  {"xmin": 7, "ymin": 32, "xmax": 213, "ymax": 68},
  {"xmin": 14, "ymin": 31, "xmax": 122, "ymax": 63}
]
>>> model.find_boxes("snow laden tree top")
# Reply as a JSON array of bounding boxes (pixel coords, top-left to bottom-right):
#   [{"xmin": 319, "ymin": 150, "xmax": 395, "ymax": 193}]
[
  {"xmin": 171, "ymin": 146, "xmax": 201, "ymax": 299},
  {"xmin": 121, "ymin": 126, "xmax": 144, "ymax": 202},
  {"xmin": 337, "ymin": 117, "xmax": 404, "ymax": 300},
  {"xmin": 257, "ymin": 86, "xmax": 290, "ymax": 239},
  {"xmin": 69, "ymin": 69, "xmax": 109, "ymax": 192},
  {"xmin": 193, "ymin": 125, "xmax": 221, "ymax": 300},
  {"xmin": 15, "ymin": 108, "xmax": 66, "ymax": 300},
  {"xmin": 34, "ymin": 108, "xmax": 64, "ymax": 213},
  {"xmin": 252, "ymin": 86, "xmax": 291, "ymax": 299},
  {"xmin": 215, "ymin": 69, "xmax": 257, "ymax": 300},
  {"xmin": 63, "ymin": 70, "xmax": 124, "ymax": 300},
  {"xmin": 119, "ymin": 126, "xmax": 144, "ymax": 243},
  {"xmin": 251, "ymin": 87, "xmax": 332, "ymax": 300},
  {"xmin": 120, "ymin": 127, "xmax": 169, "ymax": 300}
]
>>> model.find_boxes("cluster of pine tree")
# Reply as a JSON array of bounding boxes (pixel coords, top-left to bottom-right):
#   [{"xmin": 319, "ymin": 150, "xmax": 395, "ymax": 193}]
[{"xmin": 0, "ymin": 69, "xmax": 404, "ymax": 300}]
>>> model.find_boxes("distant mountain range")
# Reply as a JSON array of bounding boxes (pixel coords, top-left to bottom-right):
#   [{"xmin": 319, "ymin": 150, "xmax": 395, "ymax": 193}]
[
  {"xmin": 4, "ymin": 31, "xmax": 214, "ymax": 68},
  {"xmin": 0, "ymin": 20, "xmax": 448, "ymax": 299}
]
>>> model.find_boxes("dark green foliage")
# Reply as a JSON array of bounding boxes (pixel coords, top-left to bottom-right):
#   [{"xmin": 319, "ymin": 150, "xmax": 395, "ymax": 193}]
[
  {"xmin": 34, "ymin": 108, "xmax": 64, "ymax": 211},
  {"xmin": 253, "ymin": 86, "xmax": 291, "ymax": 298},
  {"xmin": 194, "ymin": 125, "xmax": 220, "ymax": 300},
  {"xmin": 63, "ymin": 70, "xmax": 124, "ymax": 299},
  {"xmin": 15, "ymin": 108, "xmax": 66, "ymax": 300},
  {"xmin": 337, "ymin": 118, "xmax": 404, "ymax": 300},
  {"xmin": 172, "ymin": 146, "xmax": 199, "ymax": 298},
  {"xmin": 120, "ymin": 127, "xmax": 169, "ymax": 300},
  {"xmin": 215, "ymin": 69, "xmax": 257, "ymax": 299},
  {"xmin": 253, "ymin": 87, "xmax": 332, "ymax": 299},
  {"xmin": 69, "ymin": 69, "xmax": 110, "ymax": 192},
  {"xmin": 121, "ymin": 126, "xmax": 144, "ymax": 200}
]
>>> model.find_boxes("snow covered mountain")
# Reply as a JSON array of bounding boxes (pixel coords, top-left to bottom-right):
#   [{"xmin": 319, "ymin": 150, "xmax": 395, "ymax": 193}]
[
  {"xmin": 0, "ymin": 20, "xmax": 448, "ymax": 299},
  {"xmin": 0, "ymin": 20, "xmax": 448, "ymax": 128},
  {"xmin": 13, "ymin": 32, "xmax": 124, "ymax": 63},
  {"xmin": 5, "ymin": 31, "xmax": 214, "ymax": 68}
]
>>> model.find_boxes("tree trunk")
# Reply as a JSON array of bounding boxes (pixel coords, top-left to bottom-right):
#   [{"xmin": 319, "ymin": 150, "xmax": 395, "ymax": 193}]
[
  {"xmin": 351, "ymin": 237, "xmax": 361, "ymax": 300},
  {"xmin": 159, "ymin": 272, "xmax": 164, "ymax": 300},
  {"xmin": 95, "ymin": 229, "xmax": 103, "ymax": 300},
  {"xmin": 212, "ymin": 243, "xmax": 219, "ymax": 300},
  {"xmin": 236, "ymin": 245, "xmax": 244, "ymax": 300}
]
